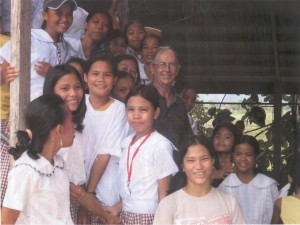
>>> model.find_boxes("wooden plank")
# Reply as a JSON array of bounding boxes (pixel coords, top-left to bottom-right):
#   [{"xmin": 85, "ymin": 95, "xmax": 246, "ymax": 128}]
[{"xmin": 9, "ymin": 0, "xmax": 31, "ymax": 145}]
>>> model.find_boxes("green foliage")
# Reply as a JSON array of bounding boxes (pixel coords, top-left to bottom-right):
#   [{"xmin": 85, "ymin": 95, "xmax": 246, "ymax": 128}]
[{"xmin": 191, "ymin": 94, "xmax": 299, "ymax": 179}]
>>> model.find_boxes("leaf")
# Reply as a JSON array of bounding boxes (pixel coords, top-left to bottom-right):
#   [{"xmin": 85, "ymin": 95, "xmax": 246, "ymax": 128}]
[
  {"xmin": 250, "ymin": 94, "xmax": 259, "ymax": 103},
  {"xmin": 249, "ymin": 106, "xmax": 266, "ymax": 127},
  {"xmin": 207, "ymin": 107, "xmax": 216, "ymax": 116},
  {"xmin": 235, "ymin": 120, "xmax": 245, "ymax": 133}
]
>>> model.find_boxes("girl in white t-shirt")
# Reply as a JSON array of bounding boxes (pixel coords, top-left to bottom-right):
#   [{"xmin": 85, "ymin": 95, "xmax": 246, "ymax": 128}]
[
  {"xmin": 105, "ymin": 85, "xmax": 178, "ymax": 225},
  {"xmin": 1, "ymin": 94, "xmax": 75, "ymax": 225},
  {"xmin": 43, "ymin": 64, "xmax": 87, "ymax": 223},
  {"xmin": 80, "ymin": 54, "xmax": 129, "ymax": 224},
  {"xmin": 1, "ymin": 0, "xmax": 78, "ymax": 101}
]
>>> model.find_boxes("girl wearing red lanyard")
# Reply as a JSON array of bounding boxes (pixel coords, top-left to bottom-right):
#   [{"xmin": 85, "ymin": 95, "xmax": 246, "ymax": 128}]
[{"xmin": 105, "ymin": 85, "xmax": 178, "ymax": 225}]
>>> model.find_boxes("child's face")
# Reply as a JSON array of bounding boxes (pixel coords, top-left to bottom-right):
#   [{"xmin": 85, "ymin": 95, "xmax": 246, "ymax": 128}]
[
  {"xmin": 126, "ymin": 96, "xmax": 159, "ymax": 136},
  {"xmin": 112, "ymin": 76, "xmax": 135, "ymax": 103},
  {"xmin": 42, "ymin": 3, "xmax": 73, "ymax": 35},
  {"xmin": 85, "ymin": 13, "xmax": 109, "ymax": 42},
  {"xmin": 126, "ymin": 23, "xmax": 145, "ymax": 51},
  {"xmin": 213, "ymin": 127, "xmax": 234, "ymax": 153},
  {"xmin": 117, "ymin": 59, "xmax": 138, "ymax": 82},
  {"xmin": 233, "ymin": 143, "xmax": 256, "ymax": 174},
  {"xmin": 141, "ymin": 37, "xmax": 160, "ymax": 64},
  {"xmin": 108, "ymin": 37, "xmax": 127, "ymax": 57},
  {"xmin": 181, "ymin": 88, "xmax": 196, "ymax": 112},
  {"xmin": 84, "ymin": 61, "xmax": 115, "ymax": 99},
  {"xmin": 54, "ymin": 73, "xmax": 83, "ymax": 112},
  {"xmin": 182, "ymin": 144, "xmax": 214, "ymax": 187}
]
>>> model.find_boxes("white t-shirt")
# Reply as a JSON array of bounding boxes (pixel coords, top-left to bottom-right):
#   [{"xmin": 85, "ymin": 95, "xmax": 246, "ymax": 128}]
[
  {"xmin": 138, "ymin": 62, "xmax": 151, "ymax": 85},
  {"xmin": 119, "ymin": 131, "xmax": 178, "ymax": 214},
  {"xmin": 65, "ymin": 37, "xmax": 86, "ymax": 60},
  {"xmin": 57, "ymin": 131, "xmax": 87, "ymax": 185},
  {"xmin": 218, "ymin": 173, "xmax": 279, "ymax": 224},
  {"xmin": 83, "ymin": 95, "xmax": 130, "ymax": 206},
  {"xmin": 154, "ymin": 188, "xmax": 245, "ymax": 224},
  {"xmin": 0, "ymin": 29, "xmax": 79, "ymax": 100},
  {"xmin": 3, "ymin": 152, "xmax": 73, "ymax": 225}
]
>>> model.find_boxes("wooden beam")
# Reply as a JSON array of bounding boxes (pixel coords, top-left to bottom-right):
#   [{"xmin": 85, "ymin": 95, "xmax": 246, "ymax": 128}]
[{"xmin": 9, "ymin": 0, "xmax": 31, "ymax": 145}]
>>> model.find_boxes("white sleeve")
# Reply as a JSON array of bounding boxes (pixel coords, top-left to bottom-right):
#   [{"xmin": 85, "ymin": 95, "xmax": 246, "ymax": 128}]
[
  {"xmin": 153, "ymin": 140, "xmax": 178, "ymax": 179},
  {"xmin": 96, "ymin": 104, "xmax": 129, "ymax": 157},
  {"xmin": 3, "ymin": 166, "xmax": 35, "ymax": 211},
  {"xmin": 0, "ymin": 40, "xmax": 11, "ymax": 63}
]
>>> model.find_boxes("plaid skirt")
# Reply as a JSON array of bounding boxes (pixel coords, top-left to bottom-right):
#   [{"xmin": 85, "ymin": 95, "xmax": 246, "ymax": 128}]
[
  {"xmin": 70, "ymin": 201, "xmax": 80, "ymax": 224},
  {"xmin": 120, "ymin": 211, "xmax": 154, "ymax": 225},
  {"xmin": 1, "ymin": 119, "xmax": 10, "ymax": 206}
]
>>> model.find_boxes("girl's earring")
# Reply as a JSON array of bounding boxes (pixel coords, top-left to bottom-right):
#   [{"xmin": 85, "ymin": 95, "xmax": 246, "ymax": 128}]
[{"xmin": 60, "ymin": 139, "xmax": 63, "ymax": 148}]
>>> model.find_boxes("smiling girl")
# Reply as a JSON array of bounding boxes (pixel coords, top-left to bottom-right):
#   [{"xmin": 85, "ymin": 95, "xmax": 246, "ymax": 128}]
[
  {"xmin": 82, "ymin": 54, "xmax": 129, "ymax": 224},
  {"xmin": 219, "ymin": 135, "xmax": 279, "ymax": 224},
  {"xmin": 1, "ymin": 94, "xmax": 75, "ymax": 224},
  {"xmin": 43, "ymin": 64, "xmax": 87, "ymax": 223},
  {"xmin": 154, "ymin": 136, "xmax": 245, "ymax": 224},
  {"xmin": 105, "ymin": 85, "xmax": 178, "ymax": 225},
  {"xmin": 1, "ymin": 0, "xmax": 79, "ymax": 101}
]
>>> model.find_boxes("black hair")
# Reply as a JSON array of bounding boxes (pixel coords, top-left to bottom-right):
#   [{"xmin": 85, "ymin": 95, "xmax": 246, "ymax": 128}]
[
  {"xmin": 125, "ymin": 85, "xmax": 159, "ymax": 110},
  {"xmin": 169, "ymin": 135, "xmax": 215, "ymax": 194},
  {"xmin": 84, "ymin": 53, "xmax": 117, "ymax": 76},
  {"xmin": 43, "ymin": 64, "xmax": 86, "ymax": 132},
  {"xmin": 123, "ymin": 20, "xmax": 146, "ymax": 37},
  {"xmin": 288, "ymin": 153, "xmax": 300, "ymax": 195},
  {"xmin": 114, "ymin": 70, "xmax": 135, "ymax": 85},
  {"xmin": 9, "ymin": 94, "xmax": 67, "ymax": 160},
  {"xmin": 66, "ymin": 57, "xmax": 86, "ymax": 70},
  {"xmin": 114, "ymin": 54, "xmax": 141, "ymax": 84},
  {"xmin": 85, "ymin": 10, "xmax": 113, "ymax": 40},
  {"xmin": 140, "ymin": 33, "xmax": 162, "ymax": 51},
  {"xmin": 234, "ymin": 135, "xmax": 261, "ymax": 174},
  {"xmin": 235, "ymin": 135, "xmax": 260, "ymax": 156},
  {"xmin": 108, "ymin": 29, "xmax": 128, "ymax": 46},
  {"xmin": 212, "ymin": 122, "xmax": 241, "ymax": 152}
]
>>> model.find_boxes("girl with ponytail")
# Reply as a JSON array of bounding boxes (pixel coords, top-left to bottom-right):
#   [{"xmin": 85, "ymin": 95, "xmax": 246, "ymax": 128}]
[{"xmin": 1, "ymin": 94, "xmax": 75, "ymax": 225}]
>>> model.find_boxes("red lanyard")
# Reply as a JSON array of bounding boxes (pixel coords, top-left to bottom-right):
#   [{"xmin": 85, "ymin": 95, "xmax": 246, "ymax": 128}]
[{"xmin": 126, "ymin": 129, "xmax": 154, "ymax": 186}]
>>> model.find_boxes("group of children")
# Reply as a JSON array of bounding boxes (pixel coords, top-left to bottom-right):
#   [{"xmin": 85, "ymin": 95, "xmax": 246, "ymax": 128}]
[{"xmin": 1, "ymin": 0, "xmax": 300, "ymax": 224}]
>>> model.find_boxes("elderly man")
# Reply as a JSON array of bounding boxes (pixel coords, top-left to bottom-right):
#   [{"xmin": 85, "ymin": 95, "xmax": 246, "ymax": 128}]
[{"xmin": 150, "ymin": 46, "xmax": 193, "ymax": 166}]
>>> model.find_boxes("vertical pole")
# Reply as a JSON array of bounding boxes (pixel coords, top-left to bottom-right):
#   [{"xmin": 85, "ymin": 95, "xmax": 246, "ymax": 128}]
[
  {"xmin": 9, "ymin": 0, "xmax": 31, "ymax": 145},
  {"xmin": 118, "ymin": 0, "xmax": 128, "ymax": 30},
  {"xmin": 271, "ymin": 11, "xmax": 281, "ymax": 180}
]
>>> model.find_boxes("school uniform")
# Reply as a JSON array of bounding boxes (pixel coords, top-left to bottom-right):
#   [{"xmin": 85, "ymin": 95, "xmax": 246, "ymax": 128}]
[
  {"xmin": 0, "ymin": 29, "xmax": 79, "ymax": 100},
  {"xmin": 119, "ymin": 131, "xmax": 178, "ymax": 224},
  {"xmin": 3, "ymin": 152, "xmax": 74, "ymax": 225},
  {"xmin": 83, "ymin": 95, "xmax": 129, "ymax": 207},
  {"xmin": 218, "ymin": 173, "xmax": 279, "ymax": 224},
  {"xmin": 58, "ymin": 131, "xmax": 87, "ymax": 223}
]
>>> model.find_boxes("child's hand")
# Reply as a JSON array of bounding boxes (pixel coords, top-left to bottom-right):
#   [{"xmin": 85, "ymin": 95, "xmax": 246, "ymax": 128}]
[
  {"xmin": 105, "ymin": 214, "xmax": 122, "ymax": 225},
  {"xmin": 77, "ymin": 205, "xmax": 89, "ymax": 225},
  {"xmin": 70, "ymin": 182, "xmax": 85, "ymax": 201},
  {"xmin": 5, "ymin": 65, "xmax": 18, "ymax": 84},
  {"xmin": 34, "ymin": 60, "xmax": 51, "ymax": 77},
  {"xmin": 97, "ymin": 214, "xmax": 121, "ymax": 225}
]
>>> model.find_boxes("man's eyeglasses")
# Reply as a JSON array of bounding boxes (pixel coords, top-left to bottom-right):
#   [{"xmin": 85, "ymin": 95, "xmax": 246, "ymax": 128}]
[{"xmin": 154, "ymin": 62, "xmax": 179, "ymax": 70}]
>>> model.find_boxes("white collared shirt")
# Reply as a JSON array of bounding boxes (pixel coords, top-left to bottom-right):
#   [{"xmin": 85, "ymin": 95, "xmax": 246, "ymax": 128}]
[
  {"xmin": 3, "ymin": 152, "xmax": 73, "ymax": 225},
  {"xmin": 218, "ymin": 173, "xmax": 279, "ymax": 224},
  {"xmin": 119, "ymin": 131, "xmax": 178, "ymax": 214}
]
